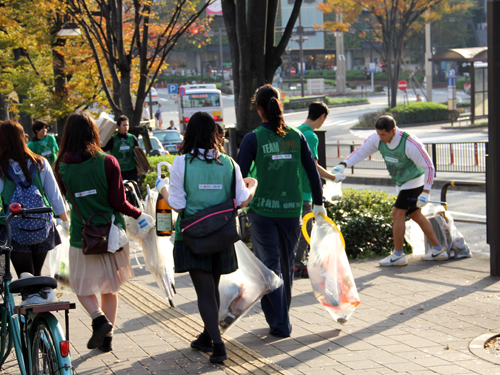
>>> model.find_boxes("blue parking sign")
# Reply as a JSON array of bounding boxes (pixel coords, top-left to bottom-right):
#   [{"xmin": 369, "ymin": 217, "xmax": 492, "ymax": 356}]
[{"xmin": 168, "ymin": 84, "xmax": 178, "ymax": 94}]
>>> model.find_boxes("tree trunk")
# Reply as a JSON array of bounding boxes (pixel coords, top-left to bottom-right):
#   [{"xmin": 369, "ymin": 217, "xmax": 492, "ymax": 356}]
[
  {"xmin": 0, "ymin": 94, "xmax": 8, "ymax": 121},
  {"xmin": 222, "ymin": 0, "xmax": 303, "ymax": 137}
]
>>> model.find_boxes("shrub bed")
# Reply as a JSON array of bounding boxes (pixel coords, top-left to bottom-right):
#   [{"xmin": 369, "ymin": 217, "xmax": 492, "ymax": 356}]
[
  {"xmin": 283, "ymin": 96, "xmax": 368, "ymax": 110},
  {"xmin": 141, "ymin": 155, "xmax": 176, "ymax": 196},
  {"xmin": 327, "ymin": 188, "xmax": 411, "ymax": 259}
]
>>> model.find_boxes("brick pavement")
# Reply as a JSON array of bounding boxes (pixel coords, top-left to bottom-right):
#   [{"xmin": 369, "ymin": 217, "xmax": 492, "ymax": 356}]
[{"xmin": 2, "ymin": 244, "xmax": 500, "ymax": 375}]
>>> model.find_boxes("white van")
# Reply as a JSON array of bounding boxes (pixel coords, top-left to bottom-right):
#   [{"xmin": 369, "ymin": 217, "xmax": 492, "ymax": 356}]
[{"xmin": 178, "ymin": 84, "xmax": 224, "ymax": 133}]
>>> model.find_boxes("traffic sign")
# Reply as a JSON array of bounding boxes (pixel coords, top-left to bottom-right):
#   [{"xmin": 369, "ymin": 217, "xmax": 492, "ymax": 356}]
[
  {"xmin": 290, "ymin": 67, "xmax": 296, "ymax": 76},
  {"xmin": 398, "ymin": 80, "xmax": 408, "ymax": 91},
  {"xmin": 167, "ymin": 83, "xmax": 178, "ymax": 94},
  {"xmin": 369, "ymin": 62, "xmax": 376, "ymax": 73},
  {"xmin": 179, "ymin": 87, "xmax": 186, "ymax": 97}
]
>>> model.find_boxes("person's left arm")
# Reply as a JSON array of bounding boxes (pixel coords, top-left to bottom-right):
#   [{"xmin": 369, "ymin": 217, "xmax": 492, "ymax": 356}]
[
  {"xmin": 39, "ymin": 158, "xmax": 68, "ymax": 216},
  {"xmin": 300, "ymin": 134, "xmax": 323, "ymax": 206},
  {"xmin": 130, "ymin": 134, "xmax": 139, "ymax": 148},
  {"xmin": 104, "ymin": 155, "xmax": 141, "ymax": 219},
  {"xmin": 405, "ymin": 135, "xmax": 435, "ymax": 192}
]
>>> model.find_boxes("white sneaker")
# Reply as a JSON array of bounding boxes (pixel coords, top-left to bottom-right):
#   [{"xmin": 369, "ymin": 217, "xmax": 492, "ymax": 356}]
[
  {"xmin": 421, "ymin": 249, "xmax": 449, "ymax": 261},
  {"xmin": 379, "ymin": 253, "xmax": 408, "ymax": 266}
]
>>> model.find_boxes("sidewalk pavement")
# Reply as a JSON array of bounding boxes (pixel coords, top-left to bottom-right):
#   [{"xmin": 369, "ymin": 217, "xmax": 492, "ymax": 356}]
[{"xmin": 3, "ymin": 239, "xmax": 499, "ymax": 375}]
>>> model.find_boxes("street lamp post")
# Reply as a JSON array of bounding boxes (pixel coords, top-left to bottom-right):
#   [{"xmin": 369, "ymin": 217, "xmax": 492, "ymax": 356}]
[
  {"xmin": 298, "ymin": 11, "xmax": 305, "ymax": 97},
  {"xmin": 286, "ymin": 46, "xmax": 292, "ymax": 90},
  {"xmin": 219, "ymin": 28, "xmax": 225, "ymax": 89}
]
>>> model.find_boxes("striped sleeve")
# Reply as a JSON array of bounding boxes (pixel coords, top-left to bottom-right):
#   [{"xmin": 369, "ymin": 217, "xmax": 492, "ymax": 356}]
[{"xmin": 405, "ymin": 135, "xmax": 435, "ymax": 190}]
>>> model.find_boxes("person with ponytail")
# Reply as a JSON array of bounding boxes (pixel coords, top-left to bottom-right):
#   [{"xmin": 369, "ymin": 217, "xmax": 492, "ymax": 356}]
[{"xmin": 236, "ymin": 84, "xmax": 324, "ymax": 338}]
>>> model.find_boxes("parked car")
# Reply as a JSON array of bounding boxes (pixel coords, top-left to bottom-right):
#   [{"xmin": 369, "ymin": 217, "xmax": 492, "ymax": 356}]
[
  {"xmin": 149, "ymin": 87, "xmax": 159, "ymax": 105},
  {"xmin": 152, "ymin": 130, "xmax": 183, "ymax": 155},
  {"xmin": 138, "ymin": 135, "xmax": 169, "ymax": 156}
]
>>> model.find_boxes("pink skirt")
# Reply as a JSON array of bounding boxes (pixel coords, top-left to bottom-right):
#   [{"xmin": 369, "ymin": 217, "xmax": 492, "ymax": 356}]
[{"xmin": 69, "ymin": 244, "xmax": 134, "ymax": 296}]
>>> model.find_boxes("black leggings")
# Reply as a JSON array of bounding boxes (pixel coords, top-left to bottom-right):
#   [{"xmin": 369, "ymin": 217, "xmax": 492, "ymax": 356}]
[
  {"xmin": 10, "ymin": 252, "xmax": 48, "ymax": 278},
  {"xmin": 189, "ymin": 269, "xmax": 222, "ymax": 344}
]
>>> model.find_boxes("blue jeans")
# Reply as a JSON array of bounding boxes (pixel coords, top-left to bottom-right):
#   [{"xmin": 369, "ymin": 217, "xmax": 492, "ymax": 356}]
[{"xmin": 248, "ymin": 211, "xmax": 300, "ymax": 337}]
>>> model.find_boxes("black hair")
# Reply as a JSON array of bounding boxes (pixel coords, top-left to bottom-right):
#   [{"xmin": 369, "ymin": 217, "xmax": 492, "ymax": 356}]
[
  {"xmin": 32, "ymin": 120, "xmax": 48, "ymax": 136},
  {"xmin": 179, "ymin": 112, "xmax": 225, "ymax": 162},
  {"xmin": 116, "ymin": 115, "xmax": 128, "ymax": 127},
  {"xmin": 307, "ymin": 101, "xmax": 329, "ymax": 121},
  {"xmin": 251, "ymin": 84, "xmax": 287, "ymax": 136},
  {"xmin": 375, "ymin": 115, "xmax": 396, "ymax": 132}
]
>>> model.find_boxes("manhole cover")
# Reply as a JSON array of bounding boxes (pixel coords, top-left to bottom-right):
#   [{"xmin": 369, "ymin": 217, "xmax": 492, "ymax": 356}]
[{"xmin": 469, "ymin": 333, "xmax": 500, "ymax": 364}]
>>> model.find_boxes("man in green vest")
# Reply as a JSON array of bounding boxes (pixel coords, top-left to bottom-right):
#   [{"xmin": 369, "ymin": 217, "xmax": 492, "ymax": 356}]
[
  {"xmin": 28, "ymin": 120, "xmax": 59, "ymax": 166},
  {"xmin": 332, "ymin": 115, "xmax": 445, "ymax": 266},
  {"xmin": 295, "ymin": 101, "xmax": 346, "ymax": 278},
  {"xmin": 102, "ymin": 115, "xmax": 139, "ymax": 182}
]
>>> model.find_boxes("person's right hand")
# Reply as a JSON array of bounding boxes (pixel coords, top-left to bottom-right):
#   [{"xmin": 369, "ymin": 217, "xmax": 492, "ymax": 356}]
[
  {"xmin": 334, "ymin": 173, "xmax": 346, "ymax": 183},
  {"xmin": 332, "ymin": 164, "xmax": 346, "ymax": 174},
  {"xmin": 136, "ymin": 213, "xmax": 155, "ymax": 239},
  {"xmin": 155, "ymin": 177, "xmax": 170, "ymax": 194},
  {"xmin": 243, "ymin": 177, "xmax": 257, "ymax": 189}
]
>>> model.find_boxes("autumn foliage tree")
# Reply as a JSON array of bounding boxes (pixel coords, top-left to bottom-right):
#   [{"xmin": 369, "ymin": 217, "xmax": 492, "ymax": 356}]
[
  {"xmin": 221, "ymin": 0, "xmax": 304, "ymax": 135},
  {"xmin": 319, "ymin": 0, "xmax": 470, "ymax": 108},
  {"xmin": 64, "ymin": 0, "xmax": 212, "ymax": 141}
]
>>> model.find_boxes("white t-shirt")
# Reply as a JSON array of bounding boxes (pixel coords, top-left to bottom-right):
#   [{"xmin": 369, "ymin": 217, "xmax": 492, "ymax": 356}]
[{"xmin": 168, "ymin": 149, "xmax": 250, "ymax": 210}]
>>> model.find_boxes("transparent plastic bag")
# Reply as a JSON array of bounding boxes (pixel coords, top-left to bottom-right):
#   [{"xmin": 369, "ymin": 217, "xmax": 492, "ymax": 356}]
[
  {"xmin": 323, "ymin": 181, "xmax": 343, "ymax": 204},
  {"xmin": 305, "ymin": 214, "xmax": 360, "ymax": 324},
  {"xmin": 137, "ymin": 186, "xmax": 176, "ymax": 306},
  {"xmin": 218, "ymin": 241, "xmax": 282, "ymax": 333},
  {"xmin": 49, "ymin": 224, "xmax": 71, "ymax": 293},
  {"xmin": 108, "ymin": 215, "xmax": 129, "ymax": 253}
]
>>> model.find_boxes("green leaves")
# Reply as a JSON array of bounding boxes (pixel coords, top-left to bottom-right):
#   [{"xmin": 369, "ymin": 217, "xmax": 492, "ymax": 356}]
[{"xmin": 327, "ymin": 188, "xmax": 411, "ymax": 259}]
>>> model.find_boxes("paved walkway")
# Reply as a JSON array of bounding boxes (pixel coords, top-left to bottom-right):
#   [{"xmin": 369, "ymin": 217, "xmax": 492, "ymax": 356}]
[{"xmin": 3, "ymin": 240, "xmax": 499, "ymax": 375}]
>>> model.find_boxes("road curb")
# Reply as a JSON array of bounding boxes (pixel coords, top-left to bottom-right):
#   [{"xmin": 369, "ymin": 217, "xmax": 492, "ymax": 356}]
[{"xmin": 120, "ymin": 281, "xmax": 292, "ymax": 375}]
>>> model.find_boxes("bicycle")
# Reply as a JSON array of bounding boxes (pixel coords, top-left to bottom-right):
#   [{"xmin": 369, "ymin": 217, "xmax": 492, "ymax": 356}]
[{"xmin": 0, "ymin": 202, "xmax": 75, "ymax": 374}]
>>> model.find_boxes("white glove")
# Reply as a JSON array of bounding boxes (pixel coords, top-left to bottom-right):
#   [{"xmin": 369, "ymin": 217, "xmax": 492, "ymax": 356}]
[
  {"xmin": 416, "ymin": 192, "xmax": 429, "ymax": 208},
  {"xmin": 334, "ymin": 173, "xmax": 346, "ymax": 183},
  {"xmin": 61, "ymin": 220, "xmax": 70, "ymax": 231},
  {"xmin": 332, "ymin": 164, "xmax": 345, "ymax": 174},
  {"xmin": 155, "ymin": 177, "xmax": 170, "ymax": 194},
  {"xmin": 313, "ymin": 204, "xmax": 327, "ymax": 219},
  {"xmin": 136, "ymin": 212, "xmax": 155, "ymax": 239}
]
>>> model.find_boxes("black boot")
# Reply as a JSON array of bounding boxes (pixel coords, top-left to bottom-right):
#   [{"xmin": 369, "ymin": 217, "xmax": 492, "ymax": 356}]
[
  {"xmin": 99, "ymin": 336, "xmax": 113, "ymax": 352},
  {"xmin": 209, "ymin": 343, "xmax": 227, "ymax": 363},
  {"xmin": 191, "ymin": 332, "xmax": 213, "ymax": 353},
  {"xmin": 87, "ymin": 316, "xmax": 112, "ymax": 349}
]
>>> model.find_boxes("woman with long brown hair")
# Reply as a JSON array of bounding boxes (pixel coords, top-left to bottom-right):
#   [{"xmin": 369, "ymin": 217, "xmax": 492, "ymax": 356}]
[
  {"xmin": 0, "ymin": 120, "xmax": 69, "ymax": 277},
  {"xmin": 236, "ymin": 84, "xmax": 324, "ymax": 338},
  {"xmin": 54, "ymin": 113, "xmax": 154, "ymax": 353}
]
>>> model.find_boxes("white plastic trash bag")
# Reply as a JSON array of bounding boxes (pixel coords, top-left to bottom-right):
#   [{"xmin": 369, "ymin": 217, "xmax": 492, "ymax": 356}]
[
  {"xmin": 108, "ymin": 215, "xmax": 129, "ymax": 253},
  {"xmin": 404, "ymin": 220, "xmax": 425, "ymax": 255},
  {"xmin": 306, "ymin": 213, "xmax": 360, "ymax": 324},
  {"xmin": 323, "ymin": 180, "xmax": 343, "ymax": 204},
  {"xmin": 49, "ymin": 224, "xmax": 71, "ymax": 293},
  {"xmin": 137, "ymin": 186, "xmax": 176, "ymax": 306},
  {"xmin": 218, "ymin": 241, "xmax": 282, "ymax": 333}
]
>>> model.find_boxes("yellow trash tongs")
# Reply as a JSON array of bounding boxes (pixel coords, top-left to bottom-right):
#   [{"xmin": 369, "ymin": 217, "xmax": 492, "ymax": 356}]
[{"xmin": 301, "ymin": 212, "xmax": 346, "ymax": 248}]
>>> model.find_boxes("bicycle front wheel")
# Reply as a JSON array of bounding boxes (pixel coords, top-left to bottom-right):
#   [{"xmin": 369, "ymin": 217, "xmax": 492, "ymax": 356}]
[{"xmin": 31, "ymin": 319, "xmax": 59, "ymax": 375}]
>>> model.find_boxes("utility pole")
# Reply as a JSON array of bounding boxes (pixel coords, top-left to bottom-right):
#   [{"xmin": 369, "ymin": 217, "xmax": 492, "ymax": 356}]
[
  {"xmin": 335, "ymin": 13, "xmax": 346, "ymax": 94},
  {"xmin": 219, "ymin": 28, "xmax": 225, "ymax": 89},
  {"xmin": 425, "ymin": 22, "xmax": 433, "ymax": 102}
]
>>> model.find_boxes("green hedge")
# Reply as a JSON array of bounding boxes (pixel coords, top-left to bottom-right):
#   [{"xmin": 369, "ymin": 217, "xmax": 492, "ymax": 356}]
[
  {"xmin": 327, "ymin": 188, "xmax": 411, "ymax": 259},
  {"xmin": 390, "ymin": 102, "xmax": 451, "ymax": 125},
  {"xmin": 283, "ymin": 96, "xmax": 368, "ymax": 110}
]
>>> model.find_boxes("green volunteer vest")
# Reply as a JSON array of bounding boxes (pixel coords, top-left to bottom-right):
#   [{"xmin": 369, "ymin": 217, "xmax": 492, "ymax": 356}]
[
  {"xmin": 298, "ymin": 124, "xmax": 318, "ymax": 202},
  {"xmin": 0, "ymin": 165, "xmax": 50, "ymax": 225},
  {"xmin": 174, "ymin": 153, "xmax": 234, "ymax": 241},
  {"xmin": 249, "ymin": 126, "xmax": 303, "ymax": 217},
  {"xmin": 59, "ymin": 152, "xmax": 125, "ymax": 248},
  {"xmin": 110, "ymin": 134, "xmax": 136, "ymax": 172},
  {"xmin": 378, "ymin": 131, "xmax": 424, "ymax": 187},
  {"xmin": 28, "ymin": 135, "xmax": 59, "ymax": 165}
]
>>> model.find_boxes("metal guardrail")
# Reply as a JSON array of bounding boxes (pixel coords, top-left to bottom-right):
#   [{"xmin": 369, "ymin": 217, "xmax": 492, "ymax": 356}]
[
  {"xmin": 440, "ymin": 180, "xmax": 486, "ymax": 224},
  {"xmin": 325, "ymin": 142, "xmax": 487, "ymax": 174}
]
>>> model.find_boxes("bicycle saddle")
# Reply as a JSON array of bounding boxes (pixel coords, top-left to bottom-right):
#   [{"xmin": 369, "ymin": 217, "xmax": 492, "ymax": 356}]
[{"xmin": 9, "ymin": 276, "xmax": 57, "ymax": 294}]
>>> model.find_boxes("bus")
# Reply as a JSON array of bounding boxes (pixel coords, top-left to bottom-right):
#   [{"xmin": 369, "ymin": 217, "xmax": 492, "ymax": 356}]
[{"xmin": 178, "ymin": 84, "xmax": 224, "ymax": 133}]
